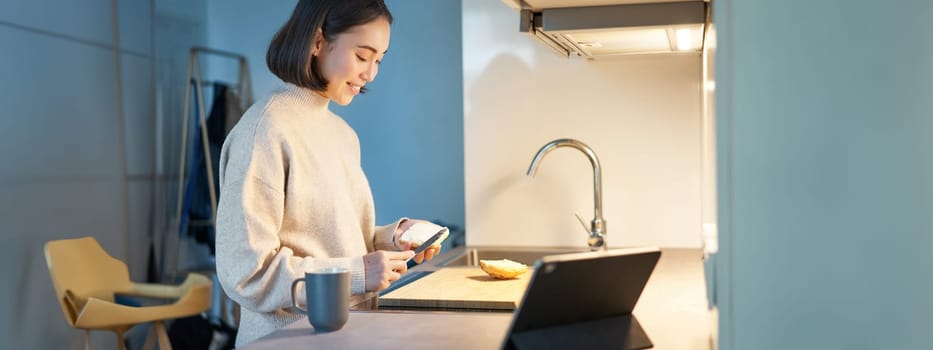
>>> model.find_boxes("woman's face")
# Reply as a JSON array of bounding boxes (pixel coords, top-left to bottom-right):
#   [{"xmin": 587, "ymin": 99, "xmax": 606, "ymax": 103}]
[{"xmin": 315, "ymin": 17, "xmax": 391, "ymax": 106}]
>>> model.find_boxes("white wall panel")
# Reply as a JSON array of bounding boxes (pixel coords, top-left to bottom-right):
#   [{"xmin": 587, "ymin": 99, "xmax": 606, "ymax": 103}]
[
  {"xmin": 0, "ymin": 0, "xmax": 112, "ymax": 47},
  {"xmin": 122, "ymin": 53, "xmax": 154, "ymax": 176},
  {"xmin": 0, "ymin": 1, "xmax": 158, "ymax": 347},
  {"xmin": 117, "ymin": 0, "xmax": 152, "ymax": 55},
  {"xmin": 0, "ymin": 26, "xmax": 121, "ymax": 180},
  {"xmin": 126, "ymin": 179, "xmax": 153, "ymax": 281}
]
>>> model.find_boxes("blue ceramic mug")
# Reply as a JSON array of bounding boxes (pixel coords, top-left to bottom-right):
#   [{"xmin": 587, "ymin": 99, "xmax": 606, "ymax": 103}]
[{"xmin": 290, "ymin": 267, "xmax": 350, "ymax": 332}]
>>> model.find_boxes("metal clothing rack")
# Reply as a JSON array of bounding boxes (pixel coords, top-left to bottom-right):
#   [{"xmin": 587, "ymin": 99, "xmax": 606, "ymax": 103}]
[
  {"xmin": 164, "ymin": 46, "xmax": 253, "ymax": 283},
  {"xmin": 159, "ymin": 47, "xmax": 254, "ymax": 335}
]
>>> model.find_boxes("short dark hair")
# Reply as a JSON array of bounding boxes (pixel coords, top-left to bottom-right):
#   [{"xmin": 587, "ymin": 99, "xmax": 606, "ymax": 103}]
[{"xmin": 267, "ymin": 0, "xmax": 393, "ymax": 92}]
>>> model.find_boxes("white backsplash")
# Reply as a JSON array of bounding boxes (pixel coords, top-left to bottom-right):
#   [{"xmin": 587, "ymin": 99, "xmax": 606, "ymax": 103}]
[{"xmin": 463, "ymin": 0, "xmax": 704, "ymax": 248}]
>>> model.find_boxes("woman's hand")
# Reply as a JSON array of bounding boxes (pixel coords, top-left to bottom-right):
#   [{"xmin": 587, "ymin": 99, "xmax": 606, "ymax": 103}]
[
  {"xmin": 395, "ymin": 219, "xmax": 444, "ymax": 264},
  {"xmin": 399, "ymin": 241, "xmax": 442, "ymax": 264},
  {"xmin": 362, "ymin": 250, "xmax": 415, "ymax": 292}
]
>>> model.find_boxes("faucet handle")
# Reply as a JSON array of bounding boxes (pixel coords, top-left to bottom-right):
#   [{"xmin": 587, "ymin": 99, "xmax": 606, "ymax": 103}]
[
  {"xmin": 573, "ymin": 211, "xmax": 590, "ymax": 233},
  {"xmin": 576, "ymin": 210, "xmax": 608, "ymax": 251},
  {"xmin": 587, "ymin": 234, "xmax": 605, "ymax": 249}
]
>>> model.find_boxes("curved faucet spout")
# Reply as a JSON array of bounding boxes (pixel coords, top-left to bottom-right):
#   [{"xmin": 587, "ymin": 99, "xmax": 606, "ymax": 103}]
[{"xmin": 526, "ymin": 138, "xmax": 606, "ymax": 250}]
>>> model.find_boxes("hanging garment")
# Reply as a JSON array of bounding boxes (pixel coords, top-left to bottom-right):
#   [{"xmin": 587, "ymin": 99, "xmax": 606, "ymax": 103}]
[
  {"xmin": 178, "ymin": 82, "xmax": 212, "ymax": 254},
  {"xmin": 183, "ymin": 82, "xmax": 241, "ymax": 256},
  {"xmin": 223, "ymin": 84, "xmax": 245, "ymax": 137}
]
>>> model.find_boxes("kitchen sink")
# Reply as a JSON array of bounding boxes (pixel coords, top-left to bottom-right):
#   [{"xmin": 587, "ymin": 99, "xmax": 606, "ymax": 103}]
[
  {"xmin": 437, "ymin": 246, "xmax": 590, "ymax": 267},
  {"xmin": 376, "ymin": 246, "xmax": 591, "ymax": 303},
  {"xmin": 377, "ymin": 246, "xmax": 590, "ymax": 298}
]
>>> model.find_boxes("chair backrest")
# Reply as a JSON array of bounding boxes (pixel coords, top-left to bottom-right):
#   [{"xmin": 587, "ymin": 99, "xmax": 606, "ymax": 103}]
[{"xmin": 44, "ymin": 237, "xmax": 132, "ymax": 326}]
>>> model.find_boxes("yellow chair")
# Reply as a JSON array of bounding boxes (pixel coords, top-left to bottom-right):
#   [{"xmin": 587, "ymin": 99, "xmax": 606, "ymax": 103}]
[{"xmin": 44, "ymin": 236, "xmax": 212, "ymax": 350}]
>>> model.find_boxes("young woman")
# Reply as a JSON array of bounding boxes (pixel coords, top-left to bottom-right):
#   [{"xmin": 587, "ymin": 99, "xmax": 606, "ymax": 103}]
[{"xmin": 215, "ymin": 0, "xmax": 442, "ymax": 345}]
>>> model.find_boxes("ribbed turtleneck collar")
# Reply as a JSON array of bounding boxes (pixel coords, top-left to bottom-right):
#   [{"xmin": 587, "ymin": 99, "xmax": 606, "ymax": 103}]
[{"xmin": 282, "ymin": 83, "xmax": 330, "ymax": 113}]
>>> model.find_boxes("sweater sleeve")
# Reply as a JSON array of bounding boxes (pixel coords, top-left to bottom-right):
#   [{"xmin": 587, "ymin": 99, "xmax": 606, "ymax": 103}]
[
  {"xmin": 373, "ymin": 217, "xmax": 408, "ymax": 251},
  {"xmin": 216, "ymin": 176, "xmax": 368, "ymax": 313}
]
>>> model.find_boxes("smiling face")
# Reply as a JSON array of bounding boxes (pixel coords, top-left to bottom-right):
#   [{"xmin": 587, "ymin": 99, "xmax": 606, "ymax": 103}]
[{"xmin": 313, "ymin": 17, "xmax": 391, "ymax": 106}]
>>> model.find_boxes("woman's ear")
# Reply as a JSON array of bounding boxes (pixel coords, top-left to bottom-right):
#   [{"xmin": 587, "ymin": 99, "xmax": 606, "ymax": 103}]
[{"xmin": 312, "ymin": 28, "xmax": 324, "ymax": 56}]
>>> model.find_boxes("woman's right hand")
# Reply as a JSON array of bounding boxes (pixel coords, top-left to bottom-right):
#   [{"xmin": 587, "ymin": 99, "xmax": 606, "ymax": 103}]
[{"xmin": 363, "ymin": 250, "xmax": 415, "ymax": 292}]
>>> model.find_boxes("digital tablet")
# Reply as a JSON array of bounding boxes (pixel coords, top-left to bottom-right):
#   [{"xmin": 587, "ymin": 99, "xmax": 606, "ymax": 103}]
[{"xmin": 502, "ymin": 247, "xmax": 662, "ymax": 350}]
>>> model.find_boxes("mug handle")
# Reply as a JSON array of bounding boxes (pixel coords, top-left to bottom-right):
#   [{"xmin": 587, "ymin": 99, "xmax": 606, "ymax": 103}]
[{"xmin": 291, "ymin": 279, "xmax": 307, "ymax": 312}]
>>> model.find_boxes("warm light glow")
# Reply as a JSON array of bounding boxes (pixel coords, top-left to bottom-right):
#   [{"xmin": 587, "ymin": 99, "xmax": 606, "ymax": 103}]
[
  {"xmin": 703, "ymin": 223, "xmax": 718, "ymax": 254},
  {"xmin": 705, "ymin": 80, "xmax": 716, "ymax": 91},
  {"xmin": 676, "ymin": 29, "xmax": 693, "ymax": 51}
]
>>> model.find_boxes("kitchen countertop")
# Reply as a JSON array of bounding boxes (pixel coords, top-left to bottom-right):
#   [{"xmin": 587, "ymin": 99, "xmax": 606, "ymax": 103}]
[
  {"xmin": 240, "ymin": 248, "xmax": 713, "ymax": 349},
  {"xmin": 238, "ymin": 310, "xmax": 512, "ymax": 350}
]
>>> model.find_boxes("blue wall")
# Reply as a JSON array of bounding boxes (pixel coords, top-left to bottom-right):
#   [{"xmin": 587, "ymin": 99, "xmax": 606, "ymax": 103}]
[
  {"xmin": 335, "ymin": 0, "xmax": 464, "ymax": 230},
  {"xmin": 208, "ymin": 0, "xmax": 465, "ymax": 232}
]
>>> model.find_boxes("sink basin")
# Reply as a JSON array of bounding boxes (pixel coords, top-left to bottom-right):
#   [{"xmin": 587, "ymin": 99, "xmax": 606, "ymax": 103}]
[
  {"xmin": 377, "ymin": 246, "xmax": 588, "ymax": 297},
  {"xmin": 376, "ymin": 246, "xmax": 591, "ymax": 301},
  {"xmin": 438, "ymin": 246, "xmax": 590, "ymax": 267}
]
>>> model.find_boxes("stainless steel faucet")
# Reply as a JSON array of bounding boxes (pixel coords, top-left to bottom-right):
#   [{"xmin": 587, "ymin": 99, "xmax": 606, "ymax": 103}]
[{"xmin": 526, "ymin": 139, "xmax": 607, "ymax": 250}]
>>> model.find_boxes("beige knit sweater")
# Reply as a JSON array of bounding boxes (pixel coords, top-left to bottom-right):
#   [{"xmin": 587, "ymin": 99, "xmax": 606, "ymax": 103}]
[{"xmin": 215, "ymin": 84, "xmax": 403, "ymax": 346}]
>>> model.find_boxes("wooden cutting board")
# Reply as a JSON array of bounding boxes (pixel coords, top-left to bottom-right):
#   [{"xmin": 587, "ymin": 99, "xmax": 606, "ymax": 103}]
[{"xmin": 379, "ymin": 267, "xmax": 532, "ymax": 310}]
